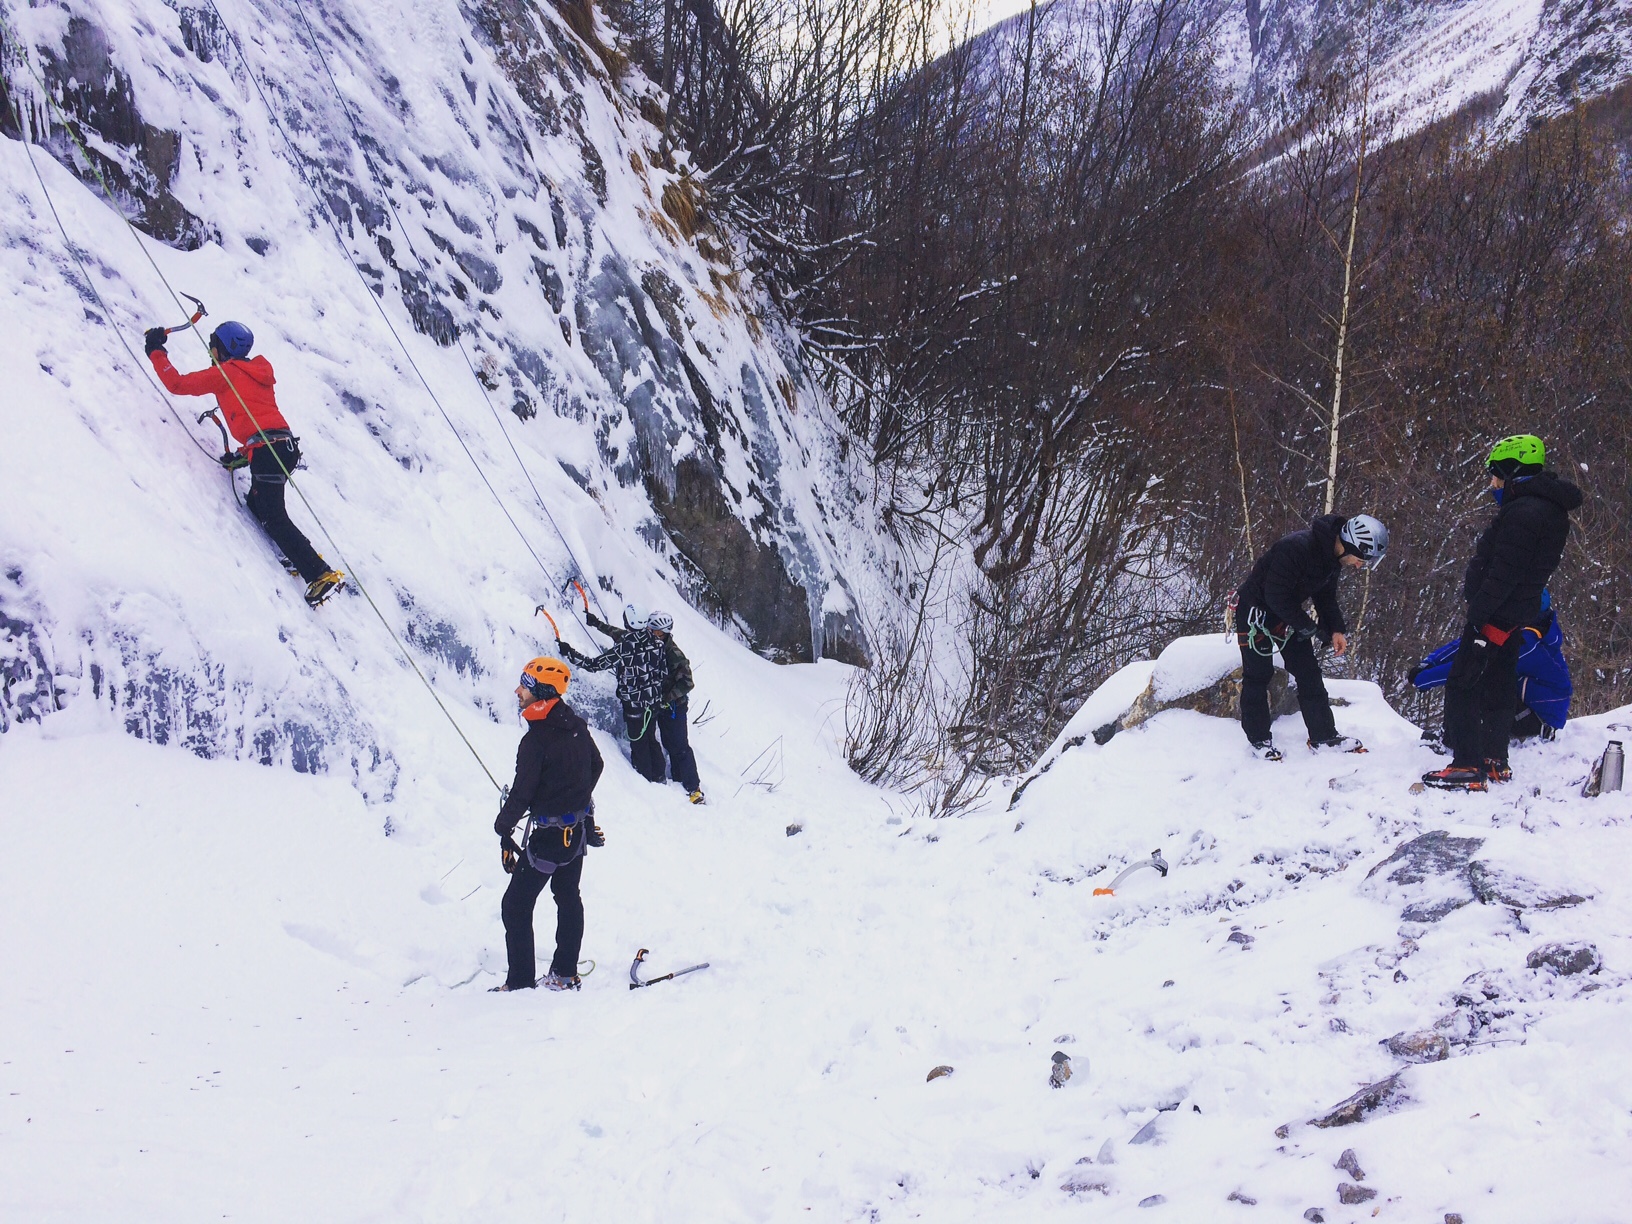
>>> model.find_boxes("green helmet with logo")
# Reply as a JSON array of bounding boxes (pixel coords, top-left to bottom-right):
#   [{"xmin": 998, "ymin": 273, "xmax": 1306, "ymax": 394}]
[{"xmin": 1486, "ymin": 434, "xmax": 1545, "ymax": 480}]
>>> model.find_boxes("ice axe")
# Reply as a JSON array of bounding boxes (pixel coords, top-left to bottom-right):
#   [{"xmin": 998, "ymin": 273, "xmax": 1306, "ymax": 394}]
[
  {"xmin": 534, "ymin": 603, "xmax": 562, "ymax": 641},
  {"xmin": 628, "ymin": 947, "xmax": 710, "ymax": 990},
  {"xmin": 1093, "ymin": 849, "xmax": 1169, "ymax": 897},
  {"xmin": 197, "ymin": 407, "xmax": 232, "ymax": 453},
  {"xmin": 164, "ymin": 292, "xmax": 207, "ymax": 336}
]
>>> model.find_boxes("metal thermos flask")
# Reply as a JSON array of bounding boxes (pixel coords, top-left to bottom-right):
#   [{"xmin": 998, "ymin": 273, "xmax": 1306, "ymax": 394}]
[{"xmin": 1603, "ymin": 741, "xmax": 1625, "ymax": 794}]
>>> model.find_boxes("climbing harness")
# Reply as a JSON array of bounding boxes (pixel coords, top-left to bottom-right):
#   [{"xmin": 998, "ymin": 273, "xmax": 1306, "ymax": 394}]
[
  {"xmin": 1242, "ymin": 606, "xmax": 1291, "ymax": 658},
  {"xmin": 629, "ymin": 706, "xmax": 653, "ymax": 742},
  {"xmin": 519, "ymin": 807, "xmax": 593, "ymax": 874}
]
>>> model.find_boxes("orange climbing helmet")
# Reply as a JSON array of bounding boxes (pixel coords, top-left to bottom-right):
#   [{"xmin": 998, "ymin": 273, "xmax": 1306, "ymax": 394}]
[{"xmin": 519, "ymin": 656, "xmax": 571, "ymax": 702}]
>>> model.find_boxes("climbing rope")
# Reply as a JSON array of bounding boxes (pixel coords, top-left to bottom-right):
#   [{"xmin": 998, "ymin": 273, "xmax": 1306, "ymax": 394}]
[
  {"xmin": 208, "ymin": 0, "xmax": 608, "ymax": 633},
  {"xmin": 2, "ymin": 80, "xmax": 214, "ymax": 463},
  {"xmin": 1, "ymin": 7, "xmax": 502, "ymax": 792}
]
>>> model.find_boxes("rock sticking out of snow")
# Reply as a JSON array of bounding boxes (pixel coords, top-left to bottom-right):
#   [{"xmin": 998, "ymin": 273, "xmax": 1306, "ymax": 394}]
[
  {"xmin": 1049, "ymin": 1050, "xmax": 1073, "ymax": 1088},
  {"xmin": 1527, "ymin": 942, "xmax": 1603, "ymax": 976},
  {"xmin": 1364, "ymin": 831, "xmax": 1486, "ymax": 923},
  {"xmin": 1310, "ymin": 1072, "xmax": 1408, "ymax": 1128},
  {"xmin": 1336, "ymin": 1148, "xmax": 1365, "ymax": 1180},
  {"xmin": 1338, "ymin": 1182, "xmax": 1378, "ymax": 1204},
  {"xmin": 1110, "ymin": 635, "xmax": 1299, "ymax": 741},
  {"xmin": 926, "ymin": 1065, "xmax": 954, "ymax": 1082},
  {"xmin": 1384, "ymin": 1030, "xmax": 1451, "ymax": 1063}
]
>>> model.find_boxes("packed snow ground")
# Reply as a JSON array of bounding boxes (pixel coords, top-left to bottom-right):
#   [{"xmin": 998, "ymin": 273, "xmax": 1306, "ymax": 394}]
[{"xmin": 5, "ymin": 638, "xmax": 1631, "ymax": 1222}]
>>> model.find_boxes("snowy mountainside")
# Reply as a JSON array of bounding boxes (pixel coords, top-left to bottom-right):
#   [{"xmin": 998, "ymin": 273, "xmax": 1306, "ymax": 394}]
[
  {"xmin": 0, "ymin": 0, "xmax": 887, "ymax": 783},
  {"xmin": 4, "ymin": 639, "xmax": 1629, "ymax": 1219},
  {"xmin": 976, "ymin": 0, "xmax": 1632, "ymax": 136}
]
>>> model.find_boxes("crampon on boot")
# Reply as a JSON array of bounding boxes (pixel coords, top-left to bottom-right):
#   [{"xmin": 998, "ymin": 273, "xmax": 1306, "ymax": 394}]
[
  {"xmin": 1249, "ymin": 740, "xmax": 1283, "ymax": 762},
  {"xmin": 688, "ymin": 790, "xmax": 706, "ymax": 805},
  {"xmin": 1421, "ymin": 765, "xmax": 1487, "ymax": 792},
  {"xmin": 1485, "ymin": 758, "xmax": 1512, "ymax": 784},
  {"xmin": 1309, "ymin": 735, "xmax": 1367, "ymax": 754},
  {"xmin": 304, "ymin": 569, "xmax": 345, "ymax": 607},
  {"xmin": 540, "ymin": 972, "xmax": 581, "ymax": 992}
]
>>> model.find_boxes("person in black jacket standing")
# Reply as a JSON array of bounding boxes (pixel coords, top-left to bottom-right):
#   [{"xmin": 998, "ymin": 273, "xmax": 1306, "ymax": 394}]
[
  {"xmin": 491, "ymin": 656, "xmax": 605, "ymax": 992},
  {"xmin": 1422, "ymin": 435, "xmax": 1583, "ymax": 791},
  {"xmin": 1234, "ymin": 513, "xmax": 1389, "ymax": 759}
]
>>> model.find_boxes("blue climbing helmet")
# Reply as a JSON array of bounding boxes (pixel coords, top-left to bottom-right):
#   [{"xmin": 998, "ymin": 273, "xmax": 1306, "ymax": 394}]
[{"xmin": 210, "ymin": 321, "xmax": 254, "ymax": 360}]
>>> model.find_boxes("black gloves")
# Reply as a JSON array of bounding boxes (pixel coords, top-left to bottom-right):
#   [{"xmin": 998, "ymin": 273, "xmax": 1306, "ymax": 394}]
[
  {"xmin": 586, "ymin": 823, "xmax": 606, "ymax": 848},
  {"xmin": 219, "ymin": 452, "xmax": 249, "ymax": 470},
  {"xmin": 500, "ymin": 837, "xmax": 520, "ymax": 875},
  {"xmin": 144, "ymin": 327, "xmax": 168, "ymax": 355},
  {"xmin": 500, "ymin": 833, "xmax": 520, "ymax": 854}
]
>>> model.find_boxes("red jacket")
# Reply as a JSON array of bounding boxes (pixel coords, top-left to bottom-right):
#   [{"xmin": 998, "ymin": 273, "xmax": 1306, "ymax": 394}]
[{"xmin": 149, "ymin": 350, "xmax": 290, "ymax": 445}]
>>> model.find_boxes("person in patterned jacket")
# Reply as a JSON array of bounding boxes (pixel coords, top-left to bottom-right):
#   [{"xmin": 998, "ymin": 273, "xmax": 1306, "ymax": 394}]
[{"xmin": 558, "ymin": 607, "xmax": 703, "ymax": 802}]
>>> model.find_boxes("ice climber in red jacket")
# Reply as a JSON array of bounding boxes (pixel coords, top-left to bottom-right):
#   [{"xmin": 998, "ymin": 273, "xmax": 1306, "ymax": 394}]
[{"xmin": 145, "ymin": 321, "xmax": 344, "ymax": 607}]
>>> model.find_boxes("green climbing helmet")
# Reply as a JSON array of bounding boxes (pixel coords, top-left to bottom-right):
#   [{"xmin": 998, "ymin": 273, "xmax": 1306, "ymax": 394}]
[{"xmin": 1486, "ymin": 434, "xmax": 1545, "ymax": 480}]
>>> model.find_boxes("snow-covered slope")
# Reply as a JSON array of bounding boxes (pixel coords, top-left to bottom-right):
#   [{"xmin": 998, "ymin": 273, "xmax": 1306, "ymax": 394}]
[
  {"xmin": 976, "ymin": 0, "xmax": 1632, "ymax": 136},
  {"xmin": 5, "ymin": 648, "xmax": 1629, "ymax": 1220},
  {"xmin": 0, "ymin": 0, "xmax": 885, "ymax": 789}
]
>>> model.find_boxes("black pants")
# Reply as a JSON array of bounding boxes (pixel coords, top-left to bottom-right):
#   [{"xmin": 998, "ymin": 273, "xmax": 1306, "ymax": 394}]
[
  {"xmin": 625, "ymin": 704, "xmax": 667, "ymax": 784},
  {"xmin": 1444, "ymin": 625, "xmax": 1521, "ymax": 767},
  {"xmin": 245, "ymin": 440, "xmax": 327, "ymax": 584},
  {"xmin": 501, "ymin": 853, "xmax": 584, "ymax": 987},
  {"xmin": 1239, "ymin": 633, "xmax": 1337, "ymax": 744},
  {"xmin": 656, "ymin": 699, "xmax": 701, "ymax": 792},
  {"xmin": 625, "ymin": 701, "xmax": 702, "ymax": 792}
]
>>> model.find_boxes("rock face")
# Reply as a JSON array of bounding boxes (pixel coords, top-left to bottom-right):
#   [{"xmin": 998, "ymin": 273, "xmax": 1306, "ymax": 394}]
[
  {"xmin": 0, "ymin": 16, "xmax": 214, "ymax": 248},
  {"xmin": 1527, "ymin": 942, "xmax": 1603, "ymax": 976},
  {"xmin": 0, "ymin": 0, "xmax": 884, "ymax": 773}
]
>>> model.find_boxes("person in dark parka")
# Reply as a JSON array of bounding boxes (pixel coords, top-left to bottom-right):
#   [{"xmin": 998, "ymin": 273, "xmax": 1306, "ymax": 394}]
[
  {"xmin": 1234, "ymin": 513, "xmax": 1389, "ymax": 759},
  {"xmin": 1422, "ymin": 435, "xmax": 1582, "ymax": 791},
  {"xmin": 491, "ymin": 656, "xmax": 605, "ymax": 992},
  {"xmin": 1410, "ymin": 589, "xmax": 1572, "ymax": 743}
]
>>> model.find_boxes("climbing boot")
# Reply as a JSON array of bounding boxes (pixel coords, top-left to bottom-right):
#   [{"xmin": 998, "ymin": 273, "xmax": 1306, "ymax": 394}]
[
  {"xmin": 1309, "ymin": 735, "xmax": 1366, "ymax": 754},
  {"xmin": 688, "ymin": 790, "xmax": 706, "ymax": 805},
  {"xmin": 1420, "ymin": 765, "xmax": 1487, "ymax": 792},
  {"xmin": 1484, "ymin": 758, "xmax": 1512, "ymax": 784},
  {"xmin": 1249, "ymin": 740, "xmax": 1283, "ymax": 762},
  {"xmin": 304, "ymin": 569, "xmax": 345, "ymax": 607},
  {"xmin": 540, "ymin": 972, "xmax": 581, "ymax": 992}
]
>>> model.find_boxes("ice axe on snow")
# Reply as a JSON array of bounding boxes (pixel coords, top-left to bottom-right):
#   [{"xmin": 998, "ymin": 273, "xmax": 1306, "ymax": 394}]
[
  {"xmin": 163, "ymin": 291, "xmax": 207, "ymax": 336},
  {"xmin": 1093, "ymin": 849, "xmax": 1169, "ymax": 897},
  {"xmin": 628, "ymin": 947, "xmax": 710, "ymax": 990}
]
